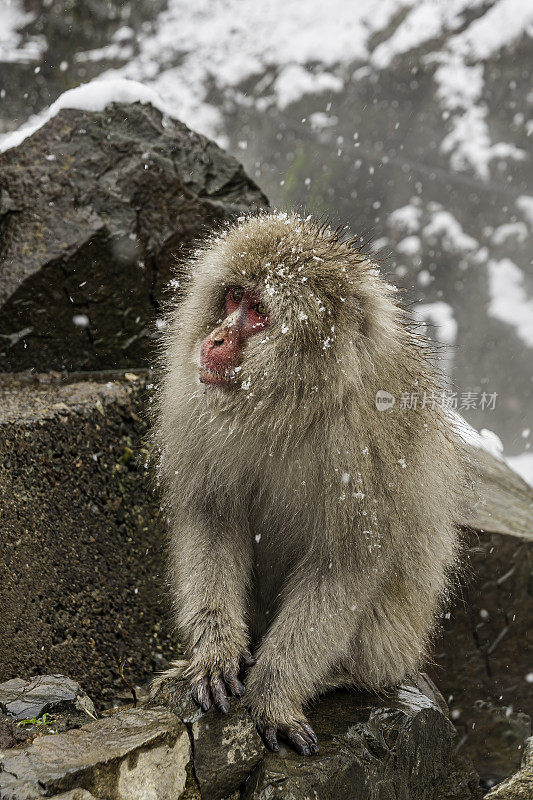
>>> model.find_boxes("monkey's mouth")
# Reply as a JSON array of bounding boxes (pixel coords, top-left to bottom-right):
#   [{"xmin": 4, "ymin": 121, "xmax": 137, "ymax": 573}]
[{"xmin": 199, "ymin": 366, "xmax": 233, "ymax": 388}]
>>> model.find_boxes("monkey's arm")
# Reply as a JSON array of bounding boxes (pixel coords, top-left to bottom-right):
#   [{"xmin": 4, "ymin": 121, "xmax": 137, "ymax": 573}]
[
  {"xmin": 245, "ymin": 552, "xmax": 379, "ymax": 755},
  {"xmin": 169, "ymin": 511, "xmax": 255, "ymax": 713}
]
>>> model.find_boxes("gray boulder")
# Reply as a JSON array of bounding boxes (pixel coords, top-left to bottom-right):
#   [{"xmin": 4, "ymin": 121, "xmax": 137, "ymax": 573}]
[
  {"xmin": 0, "ymin": 675, "xmax": 97, "ymax": 751},
  {"xmin": 0, "ymin": 101, "xmax": 267, "ymax": 372},
  {"xmin": 0, "ymin": 675, "xmax": 481, "ymax": 799},
  {"xmin": 460, "ymin": 444, "xmax": 533, "ymax": 539},
  {"xmin": 152, "ymin": 672, "xmax": 264, "ymax": 800}
]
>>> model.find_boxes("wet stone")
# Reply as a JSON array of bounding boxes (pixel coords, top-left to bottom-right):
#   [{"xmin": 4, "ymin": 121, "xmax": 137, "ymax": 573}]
[
  {"xmin": 0, "ymin": 706, "xmax": 191, "ymax": 800},
  {"xmin": 467, "ymin": 701, "xmax": 531, "ymax": 789},
  {"xmin": 244, "ymin": 684, "xmax": 481, "ymax": 800},
  {"xmin": 0, "ymin": 674, "xmax": 96, "ymax": 721},
  {"xmin": 151, "ymin": 676, "xmax": 263, "ymax": 800},
  {"xmin": 152, "ymin": 675, "xmax": 481, "ymax": 800}
]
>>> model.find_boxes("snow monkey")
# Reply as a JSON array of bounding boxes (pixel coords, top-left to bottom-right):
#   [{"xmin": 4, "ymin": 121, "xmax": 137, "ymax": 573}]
[{"xmin": 154, "ymin": 211, "xmax": 463, "ymax": 756}]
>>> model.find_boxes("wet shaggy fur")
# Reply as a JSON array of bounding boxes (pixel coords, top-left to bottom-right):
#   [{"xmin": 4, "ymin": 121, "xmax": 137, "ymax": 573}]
[{"xmin": 154, "ymin": 211, "xmax": 464, "ymax": 728}]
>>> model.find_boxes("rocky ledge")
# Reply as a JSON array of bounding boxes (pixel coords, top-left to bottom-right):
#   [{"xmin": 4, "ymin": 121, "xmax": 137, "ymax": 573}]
[{"xmin": 0, "ymin": 672, "xmax": 482, "ymax": 800}]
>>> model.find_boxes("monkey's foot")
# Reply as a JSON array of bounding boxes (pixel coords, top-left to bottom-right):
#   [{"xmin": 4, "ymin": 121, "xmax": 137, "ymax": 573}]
[
  {"xmin": 190, "ymin": 650, "xmax": 256, "ymax": 714},
  {"xmin": 257, "ymin": 717, "xmax": 319, "ymax": 756}
]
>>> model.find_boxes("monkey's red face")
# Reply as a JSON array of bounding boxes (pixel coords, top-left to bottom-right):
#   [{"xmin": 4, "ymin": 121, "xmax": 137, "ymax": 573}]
[{"xmin": 199, "ymin": 287, "xmax": 269, "ymax": 388}]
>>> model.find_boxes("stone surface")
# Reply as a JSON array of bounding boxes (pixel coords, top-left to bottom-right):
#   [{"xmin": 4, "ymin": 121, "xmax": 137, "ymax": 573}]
[
  {"xmin": 152, "ymin": 675, "xmax": 481, "ymax": 800},
  {"xmin": 460, "ymin": 445, "xmax": 533, "ymax": 540},
  {"xmin": 152, "ymin": 676, "xmax": 263, "ymax": 800},
  {"xmin": 429, "ymin": 448, "xmax": 533, "ymax": 789},
  {"xmin": 0, "ymin": 674, "xmax": 96, "ymax": 721},
  {"xmin": 243, "ymin": 684, "xmax": 481, "ymax": 800},
  {"xmin": 0, "ymin": 706, "xmax": 191, "ymax": 800},
  {"xmin": 0, "ymin": 101, "xmax": 267, "ymax": 372},
  {"xmin": 485, "ymin": 737, "xmax": 533, "ymax": 799},
  {"xmin": 0, "ymin": 372, "xmax": 176, "ymax": 708},
  {"xmin": 464, "ymin": 702, "xmax": 531, "ymax": 790}
]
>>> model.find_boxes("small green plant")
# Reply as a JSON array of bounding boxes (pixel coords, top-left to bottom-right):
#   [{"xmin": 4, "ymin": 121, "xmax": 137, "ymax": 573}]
[{"xmin": 17, "ymin": 713, "xmax": 55, "ymax": 728}]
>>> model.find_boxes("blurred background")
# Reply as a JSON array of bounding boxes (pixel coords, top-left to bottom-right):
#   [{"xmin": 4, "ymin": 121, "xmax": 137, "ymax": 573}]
[{"xmin": 1, "ymin": 0, "xmax": 532, "ymax": 471}]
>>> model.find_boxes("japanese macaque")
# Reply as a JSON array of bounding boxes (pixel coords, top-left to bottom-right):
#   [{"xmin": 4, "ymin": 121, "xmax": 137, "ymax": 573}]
[{"xmin": 154, "ymin": 212, "xmax": 464, "ymax": 755}]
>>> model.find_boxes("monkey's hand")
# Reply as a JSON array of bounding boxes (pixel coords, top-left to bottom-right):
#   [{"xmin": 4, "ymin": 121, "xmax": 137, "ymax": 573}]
[
  {"xmin": 255, "ymin": 714, "xmax": 319, "ymax": 756},
  {"xmin": 244, "ymin": 657, "xmax": 319, "ymax": 754},
  {"xmin": 189, "ymin": 648, "xmax": 256, "ymax": 714}
]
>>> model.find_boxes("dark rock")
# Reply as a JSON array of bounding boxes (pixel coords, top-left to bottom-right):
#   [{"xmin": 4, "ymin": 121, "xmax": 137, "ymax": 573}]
[
  {"xmin": 152, "ymin": 674, "xmax": 481, "ymax": 800},
  {"xmin": 485, "ymin": 737, "xmax": 533, "ymax": 799},
  {"xmin": 466, "ymin": 701, "xmax": 531, "ymax": 789},
  {"xmin": 0, "ymin": 674, "xmax": 95, "ymax": 721},
  {"xmin": 151, "ymin": 675, "xmax": 264, "ymax": 800},
  {"xmin": 0, "ymin": 722, "xmax": 19, "ymax": 749},
  {"xmin": 430, "ymin": 445, "xmax": 533, "ymax": 788},
  {"xmin": 0, "ymin": 372, "xmax": 176, "ymax": 708},
  {"xmin": 430, "ymin": 524, "xmax": 533, "ymax": 788},
  {"xmin": 244, "ymin": 683, "xmax": 481, "ymax": 800},
  {"xmin": 0, "ymin": 101, "xmax": 267, "ymax": 372},
  {"xmin": 0, "ymin": 706, "xmax": 191, "ymax": 800}
]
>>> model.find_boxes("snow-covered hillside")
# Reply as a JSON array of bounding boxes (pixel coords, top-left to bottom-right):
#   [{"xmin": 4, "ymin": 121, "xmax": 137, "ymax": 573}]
[{"xmin": 0, "ymin": 0, "xmax": 532, "ymax": 480}]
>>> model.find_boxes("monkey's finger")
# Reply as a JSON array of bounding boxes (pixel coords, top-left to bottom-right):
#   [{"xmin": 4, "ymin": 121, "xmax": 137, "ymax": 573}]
[
  {"xmin": 300, "ymin": 721, "xmax": 318, "ymax": 746},
  {"xmin": 195, "ymin": 678, "xmax": 212, "ymax": 713},
  {"xmin": 300, "ymin": 734, "xmax": 319, "ymax": 754},
  {"xmin": 279, "ymin": 726, "xmax": 311, "ymax": 756},
  {"xmin": 258, "ymin": 724, "xmax": 279, "ymax": 752},
  {"xmin": 212, "ymin": 678, "xmax": 230, "ymax": 713},
  {"xmin": 294, "ymin": 725, "xmax": 318, "ymax": 751},
  {"xmin": 191, "ymin": 677, "xmax": 212, "ymax": 712},
  {"xmin": 241, "ymin": 650, "xmax": 256, "ymax": 667},
  {"xmin": 223, "ymin": 672, "xmax": 245, "ymax": 697}
]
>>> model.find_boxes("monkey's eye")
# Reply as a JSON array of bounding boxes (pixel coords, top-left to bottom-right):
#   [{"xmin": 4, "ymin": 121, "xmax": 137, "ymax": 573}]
[
  {"xmin": 231, "ymin": 288, "xmax": 244, "ymax": 303},
  {"xmin": 255, "ymin": 301, "xmax": 267, "ymax": 316}
]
